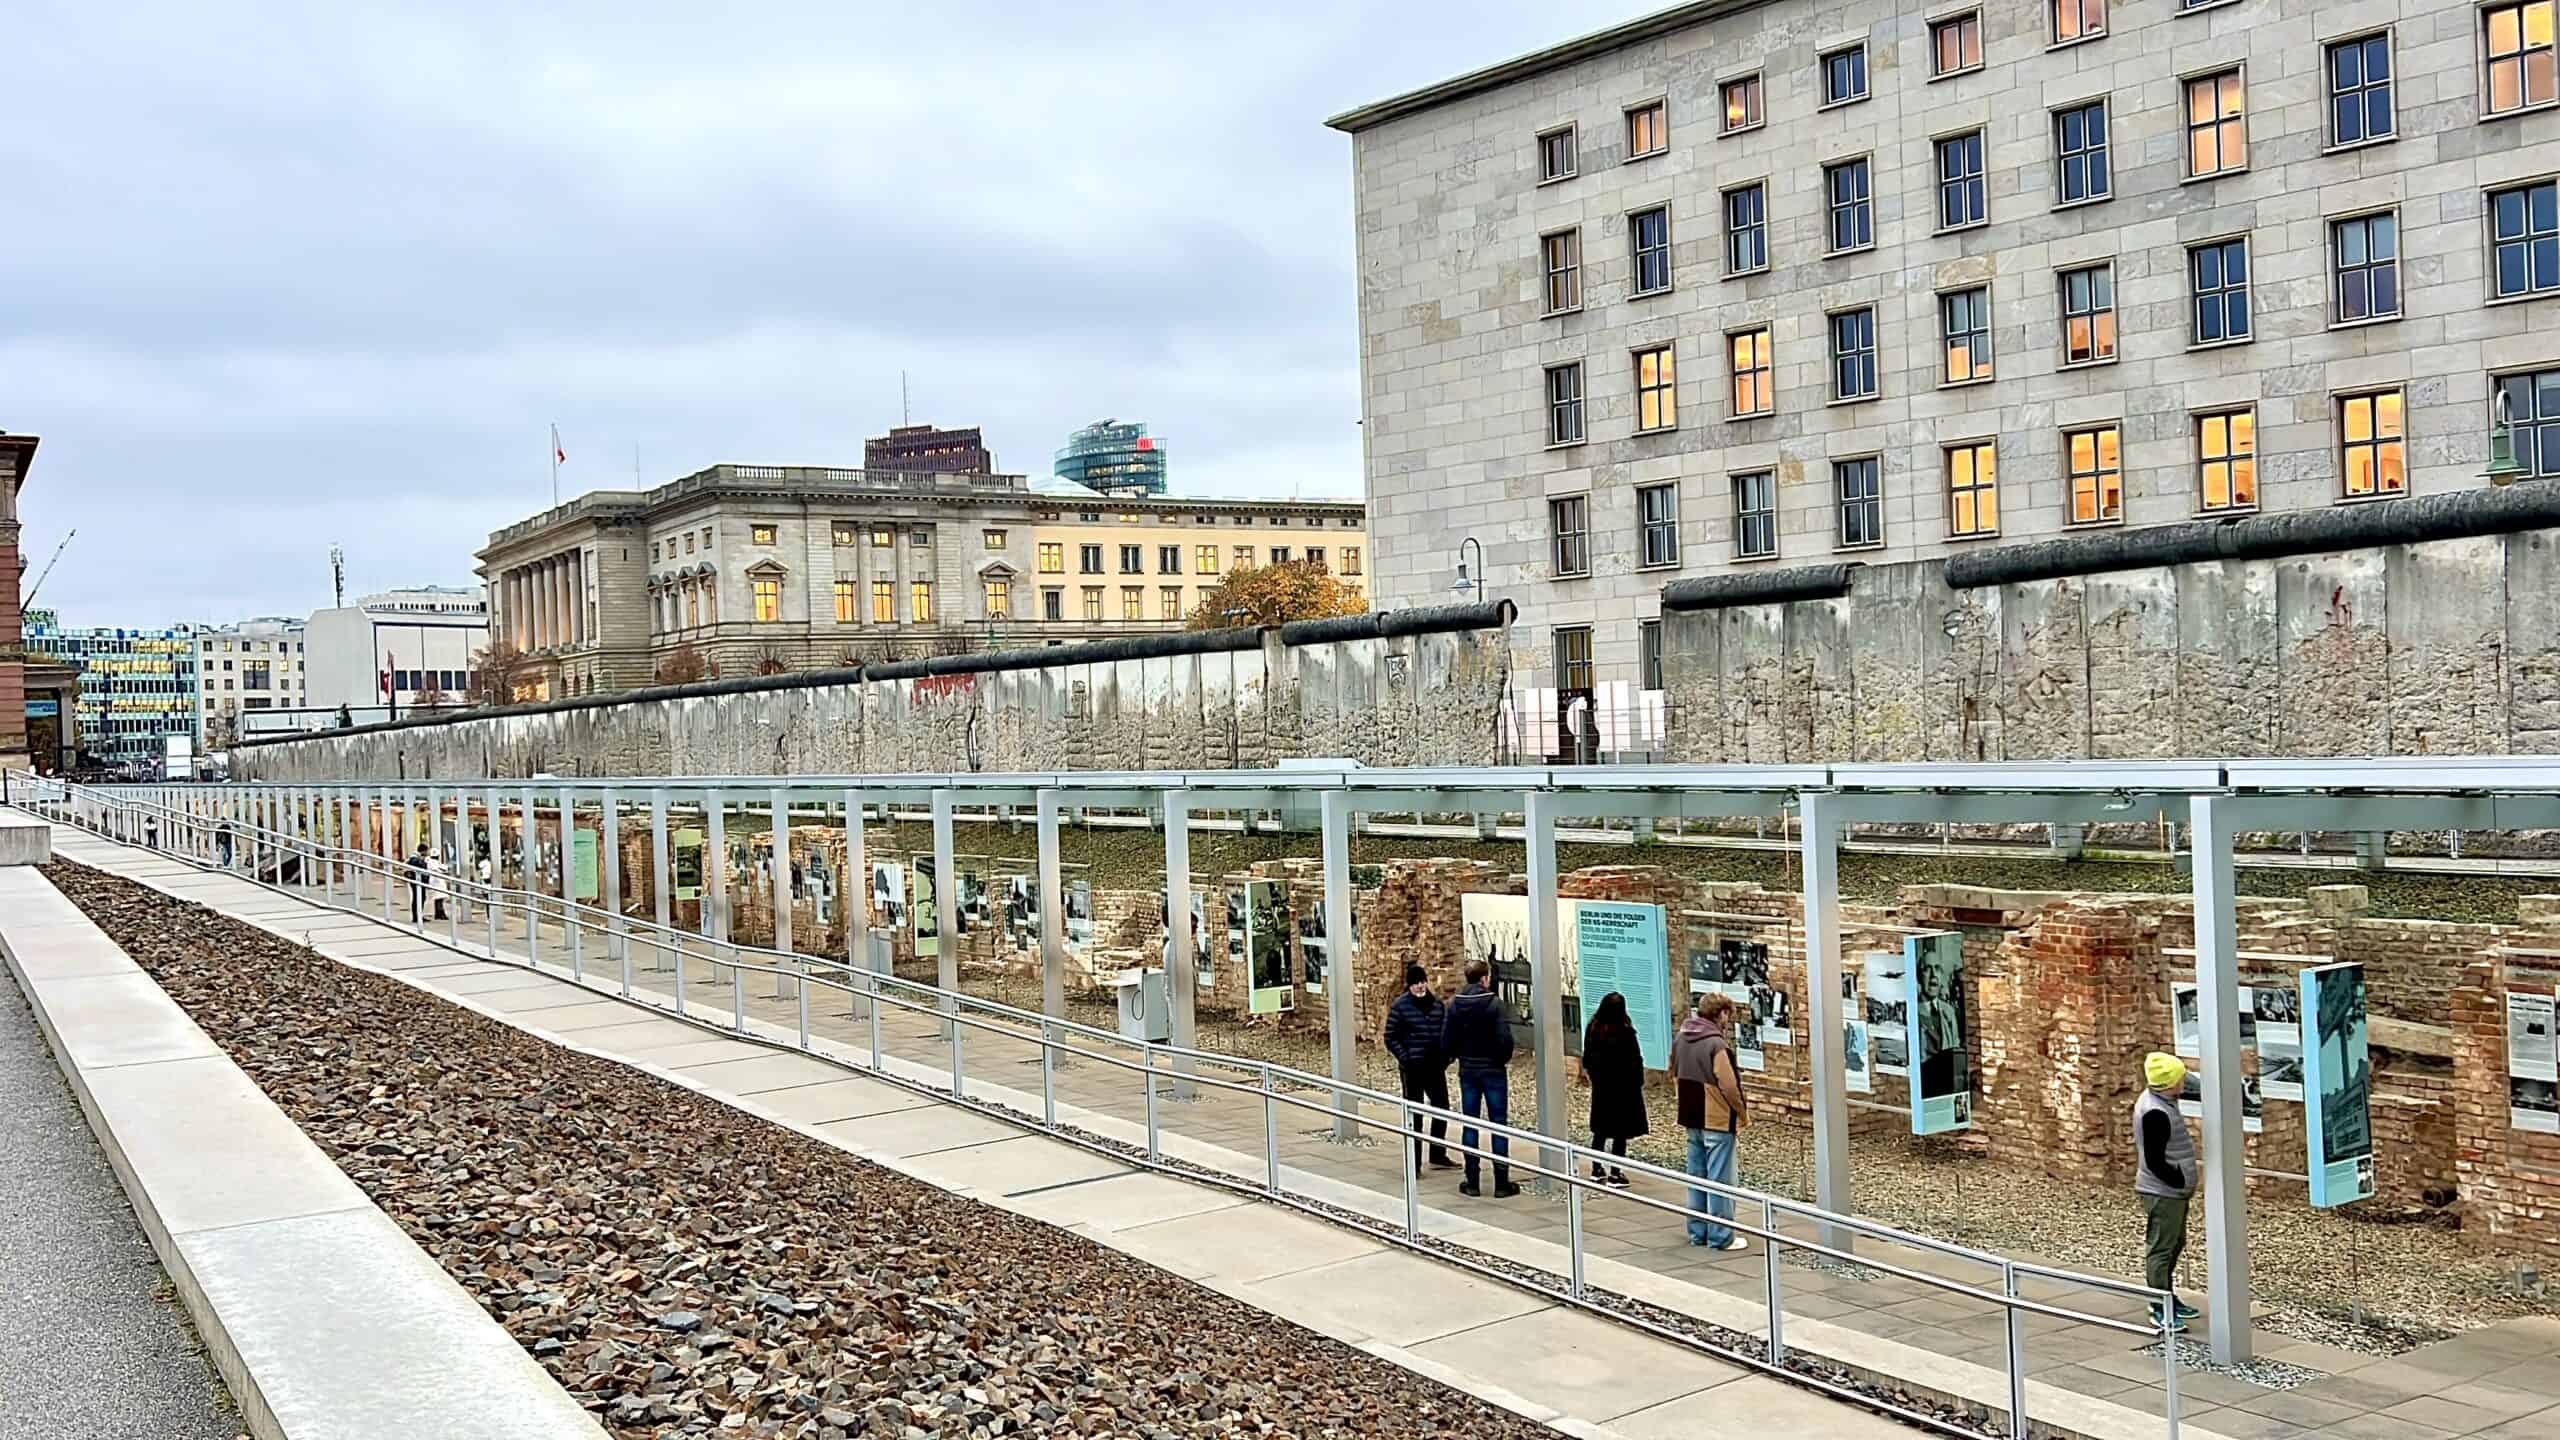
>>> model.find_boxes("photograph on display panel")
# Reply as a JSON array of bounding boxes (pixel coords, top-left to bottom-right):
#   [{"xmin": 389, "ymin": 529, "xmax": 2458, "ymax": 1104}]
[
  {"xmin": 1908, "ymin": 932, "xmax": 1970, "ymax": 1135},
  {"xmin": 2510, "ymin": 992, "xmax": 2560, "ymax": 1135},
  {"xmin": 1862, "ymin": 952, "xmax": 1908, "ymax": 1078},
  {"xmin": 872, "ymin": 861, "xmax": 906, "ymax": 932},
  {"xmin": 1244, "ymin": 879, "xmax": 1292, "ymax": 1015},
  {"xmin": 1461, "ymin": 892, "xmax": 1534, "ymax": 1031},
  {"xmin": 911, "ymin": 854, "xmax": 938, "ymax": 958},
  {"xmin": 1064, "ymin": 878, "xmax": 1093, "ymax": 953},
  {"xmin": 2301, "ymin": 963, "xmax": 2376, "ymax": 1207}
]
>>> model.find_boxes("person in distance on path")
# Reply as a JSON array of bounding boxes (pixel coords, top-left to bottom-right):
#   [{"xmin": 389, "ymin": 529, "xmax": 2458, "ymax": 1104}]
[
  {"xmin": 1672, "ymin": 991, "xmax": 1749, "ymax": 1250},
  {"xmin": 2134, "ymin": 1052, "xmax": 2204, "ymax": 1332},
  {"xmin": 1382, "ymin": 963, "xmax": 1455, "ymax": 1173},
  {"xmin": 1442, "ymin": 958, "xmax": 1519, "ymax": 1197},
  {"xmin": 1579, "ymin": 991, "xmax": 1648, "ymax": 1187},
  {"xmin": 405, "ymin": 845, "xmax": 431, "ymax": 923}
]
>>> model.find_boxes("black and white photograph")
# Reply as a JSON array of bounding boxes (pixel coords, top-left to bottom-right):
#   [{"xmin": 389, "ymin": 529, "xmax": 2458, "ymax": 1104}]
[
  {"xmin": 1225, "ymin": 884, "xmax": 1248, "ymax": 979},
  {"xmin": 2513, "ymin": 1076, "xmax": 2560, "ymax": 1133},
  {"xmin": 1687, "ymin": 946, "xmax": 1725, "ymax": 990},
  {"xmin": 2252, "ymin": 985, "xmax": 2302, "ymax": 1028},
  {"xmin": 2242, "ymin": 1074, "xmax": 2264, "ymax": 1134},
  {"xmin": 911, "ymin": 855, "xmax": 939, "ymax": 955},
  {"xmin": 1003, "ymin": 874, "xmax": 1036, "ymax": 947},
  {"xmin": 2171, "ymin": 981, "xmax": 2201, "ymax": 1056},
  {"xmin": 1751, "ymin": 983, "xmax": 1793, "ymax": 1045},
  {"xmin": 1865, "ymin": 984, "xmax": 1907, "ymax": 1031},
  {"xmin": 1063, "ymin": 878, "xmax": 1093, "ymax": 952},
  {"xmin": 2510, "ymin": 991, "xmax": 2559, "ymax": 1134},
  {"xmin": 1872, "ymin": 1031, "xmax": 1909, "ymax": 1075},
  {"xmin": 1721, "ymin": 938, "xmax": 1770, "ymax": 992},
  {"xmin": 872, "ymin": 860, "xmax": 906, "ymax": 932},
  {"xmin": 1844, "ymin": 1021, "xmax": 1872, "ymax": 1095},
  {"xmin": 1912, "ymin": 933, "xmax": 1967, "ymax": 1102},
  {"xmin": 1297, "ymin": 906, "xmax": 1328, "ymax": 995},
  {"xmin": 1461, "ymin": 892, "xmax": 1533, "ymax": 1026},
  {"xmin": 2260, "ymin": 1043, "xmax": 2305, "ymax": 1103},
  {"xmin": 1244, "ymin": 879, "xmax": 1292, "ymax": 1014}
]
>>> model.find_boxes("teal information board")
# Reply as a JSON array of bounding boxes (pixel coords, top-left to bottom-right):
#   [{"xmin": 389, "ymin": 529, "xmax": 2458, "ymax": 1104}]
[
  {"xmin": 1573, "ymin": 901, "xmax": 1672, "ymax": 1069},
  {"xmin": 2301, "ymin": 962, "xmax": 2376, "ymax": 1207},
  {"xmin": 572, "ymin": 829, "xmax": 599, "ymax": 902}
]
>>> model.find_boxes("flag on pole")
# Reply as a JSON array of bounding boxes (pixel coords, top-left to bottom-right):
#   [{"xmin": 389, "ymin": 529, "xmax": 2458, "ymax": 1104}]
[{"xmin": 552, "ymin": 424, "xmax": 567, "ymax": 465}]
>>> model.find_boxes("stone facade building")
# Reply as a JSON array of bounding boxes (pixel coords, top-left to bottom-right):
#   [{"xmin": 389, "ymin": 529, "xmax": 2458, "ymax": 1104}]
[
  {"xmin": 0, "ymin": 433, "xmax": 35, "ymax": 770},
  {"xmin": 1332, "ymin": 0, "xmax": 2560, "ymax": 692},
  {"xmin": 479, "ymin": 464, "xmax": 1371, "ymax": 699}
]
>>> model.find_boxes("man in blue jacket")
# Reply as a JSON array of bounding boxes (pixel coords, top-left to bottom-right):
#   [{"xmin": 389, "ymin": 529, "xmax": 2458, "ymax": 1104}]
[
  {"xmin": 1441, "ymin": 958, "xmax": 1520, "ymax": 1197},
  {"xmin": 1383, "ymin": 963, "xmax": 1455, "ymax": 1173}
]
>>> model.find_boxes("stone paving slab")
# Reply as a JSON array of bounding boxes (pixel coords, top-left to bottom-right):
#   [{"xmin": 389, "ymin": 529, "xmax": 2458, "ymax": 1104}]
[
  {"xmin": 1411, "ymin": 1305, "xmax": 1749, "ymax": 1425},
  {"xmin": 735, "ymin": 1076, "xmax": 933, "ymax": 1127},
  {"xmin": 901, "ymin": 1133, "xmax": 1132, "ymax": 1197},
  {"xmin": 670, "ymin": 1050, "xmax": 861, "ymax": 1095},
  {"xmin": 1238, "ymin": 1248, "xmax": 1552, "ymax": 1347}
]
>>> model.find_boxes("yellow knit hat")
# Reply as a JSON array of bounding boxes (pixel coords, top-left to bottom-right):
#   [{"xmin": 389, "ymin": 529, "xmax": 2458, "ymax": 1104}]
[{"xmin": 2145, "ymin": 1052, "xmax": 2187, "ymax": 1091}]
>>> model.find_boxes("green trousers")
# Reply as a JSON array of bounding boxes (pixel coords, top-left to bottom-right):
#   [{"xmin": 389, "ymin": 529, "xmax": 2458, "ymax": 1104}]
[{"xmin": 2140, "ymin": 1192, "xmax": 2191, "ymax": 1294}]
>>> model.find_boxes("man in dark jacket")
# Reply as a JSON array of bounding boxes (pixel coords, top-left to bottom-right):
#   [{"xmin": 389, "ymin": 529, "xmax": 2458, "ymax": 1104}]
[
  {"xmin": 1383, "ymin": 963, "xmax": 1455, "ymax": 1172},
  {"xmin": 1441, "ymin": 958, "xmax": 1519, "ymax": 1197}
]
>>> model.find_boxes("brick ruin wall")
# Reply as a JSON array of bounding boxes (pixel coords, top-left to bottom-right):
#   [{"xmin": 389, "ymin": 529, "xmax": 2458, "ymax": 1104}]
[{"xmin": 409, "ymin": 797, "xmax": 2560, "ymax": 1259}]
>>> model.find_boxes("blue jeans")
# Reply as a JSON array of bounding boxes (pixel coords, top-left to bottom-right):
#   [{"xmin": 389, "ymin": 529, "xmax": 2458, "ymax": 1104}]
[
  {"xmin": 1687, "ymin": 1127, "xmax": 1736, "ymax": 1245},
  {"xmin": 1459, "ymin": 1068, "xmax": 1510, "ymax": 1184}
]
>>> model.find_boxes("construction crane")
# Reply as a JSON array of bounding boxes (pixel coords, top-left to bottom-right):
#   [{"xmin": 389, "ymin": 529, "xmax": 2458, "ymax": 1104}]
[{"xmin": 22, "ymin": 528, "xmax": 73, "ymax": 607}]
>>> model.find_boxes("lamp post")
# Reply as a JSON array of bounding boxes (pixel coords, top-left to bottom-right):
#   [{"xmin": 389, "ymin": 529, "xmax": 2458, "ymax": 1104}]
[
  {"xmin": 2487, "ymin": 388, "xmax": 2528, "ymax": 485},
  {"xmin": 1451, "ymin": 536, "xmax": 1484, "ymax": 602}
]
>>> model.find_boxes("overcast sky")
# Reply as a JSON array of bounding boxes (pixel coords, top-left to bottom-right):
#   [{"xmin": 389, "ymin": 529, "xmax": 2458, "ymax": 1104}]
[{"xmin": 5, "ymin": 1, "xmax": 1652, "ymax": 628}]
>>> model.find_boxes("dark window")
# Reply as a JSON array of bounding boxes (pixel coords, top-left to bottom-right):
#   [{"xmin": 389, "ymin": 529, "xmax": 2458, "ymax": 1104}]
[
  {"xmin": 1539, "ymin": 126, "xmax": 1577, "ymax": 181},
  {"xmin": 1630, "ymin": 205, "xmax": 1673, "ymax": 294},
  {"xmin": 1639, "ymin": 620, "xmax": 1664, "ymax": 691},
  {"xmin": 1822, "ymin": 45, "xmax": 1868, "ymax": 105},
  {"xmin": 1119, "ymin": 543, "xmax": 1143, "ymax": 574},
  {"xmin": 2496, "ymin": 369, "xmax": 2560, "ymax": 478},
  {"xmin": 1545, "ymin": 363, "xmax": 1586, "ymax": 445},
  {"xmin": 1835, "ymin": 458, "xmax": 1882, "ymax": 548},
  {"xmin": 2332, "ymin": 213, "xmax": 2399, "ymax": 322},
  {"xmin": 1042, "ymin": 588, "xmax": 1063, "ymax": 622},
  {"xmin": 2327, "ymin": 33, "xmax": 2394, "ymax": 144},
  {"xmin": 1941, "ymin": 287, "xmax": 1993, "ymax": 383},
  {"xmin": 1550, "ymin": 496, "xmax": 1590, "ymax": 577},
  {"xmin": 1158, "ymin": 544, "xmax": 1181, "ymax": 574},
  {"xmin": 2486, "ymin": 3, "xmax": 2559, "ymax": 115},
  {"xmin": 2339, "ymin": 390, "xmax": 2407, "ymax": 498},
  {"xmin": 2060, "ymin": 263, "xmax": 2116, "ymax": 364},
  {"xmin": 2491, "ymin": 180, "xmax": 2560, "ymax": 299},
  {"xmin": 1542, "ymin": 229, "xmax": 1582, "ymax": 312},
  {"xmin": 1638, "ymin": 482, "xmax": 1680, "ymax": 568},
  {"xmin": 2190, "ymin": 238, "xmax": 2252, "ymax": 344},
  {"xmin": 2066, "ymin": 425, "xmax": 2123, "ymax": 523},
  {"xmin": 1825, "ymin": 157, "xmax": 1871, "ymax": 251},
  {"xmin": 1732, "ymin": 472, "xmax": 1777, "ymax": 558},
  {"xmin": 1936, "ymin": 132, "xmax": 1986, "ymax": 229},
  {"xmin": 2055, "ymin": 101, "xmax": 2110, "ymax": 203},
  {"xmin": 1555, "ymin": 626, "xmax": 1593, "ymax": 689},
  {"xmin": 1830, "ymin": 308, "xmax": 1878, "ymax": 400},
  {"xmin": 1078, "ymin": 543, "xmax": 1102, "ymax": 574},
  {"xmin": 1724, "ymin": 184, "xmax": 1767, "ymax": 272}
]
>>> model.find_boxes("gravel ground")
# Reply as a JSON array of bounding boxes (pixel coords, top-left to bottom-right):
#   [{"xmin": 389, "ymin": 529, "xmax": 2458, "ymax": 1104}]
[
  {"xmin": 0, "ymin": 964, "xmax": 242, "ymax": 1440},
  {"xmin": 950, "ymin": 971, "xmax": 2556, "ymax": 1353},
  {"xmin": 44, "ymin": 860, "xmax": 1569, "ymax": 1440}
]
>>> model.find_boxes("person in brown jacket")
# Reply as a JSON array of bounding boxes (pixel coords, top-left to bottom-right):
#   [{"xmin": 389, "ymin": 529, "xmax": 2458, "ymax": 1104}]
[{"xmin": 1671, "ymin": 991, "xmax": 1748, "ymax": 1250}]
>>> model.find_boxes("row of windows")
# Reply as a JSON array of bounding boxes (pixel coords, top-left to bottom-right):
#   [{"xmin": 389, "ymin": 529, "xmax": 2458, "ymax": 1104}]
[
  {"xmin": 1533, "ymin": 3, "xmax": 2557, "ymax": 192},
  {"xmin": 656, "ymin": 521, "xmax": 1364, "ymax": 564},
  {"xmin": 387, "ymin": 669, "xmax": 477, "ymax": 692},
  {"xmin": 1035, "ymin": 542, "xmax": 1361, "ymax": 577},
  {"xmin": 1543, "ymin": 380, "xmax": 2470, "ymax": 576},
  {"xmin": 1537, "ymin": 202, "xmax": 2436, "ymax": 446}
]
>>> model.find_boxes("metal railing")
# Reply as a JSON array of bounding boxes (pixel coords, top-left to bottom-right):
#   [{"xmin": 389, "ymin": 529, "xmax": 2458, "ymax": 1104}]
[{"xmin": 13, "ymin": 775, "xmax": 2183, "ymax": 1440}]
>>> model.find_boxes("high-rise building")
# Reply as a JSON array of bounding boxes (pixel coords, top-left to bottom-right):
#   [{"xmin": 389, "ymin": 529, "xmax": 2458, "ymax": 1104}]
[
  {"xmin": 194, "ymin": 617, "xmax": 306, "ymax": 748},
  {"xmin": 24, "ymin": 616, "xmax": 198, "ymax": 771},
  {"xmin": 1329, "ymin": 0, "xmax": 2560, "ymax": 691},
  {"xmin": 1054, "ymin": 420, "xmax": 1168, "ymax": 496},
  {"xmin": 864, "ymin": 424, "xmax": 995, "ymax": 474}
]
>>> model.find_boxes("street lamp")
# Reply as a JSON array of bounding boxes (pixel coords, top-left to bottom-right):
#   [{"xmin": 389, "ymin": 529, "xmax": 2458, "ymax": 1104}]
[
  {"xmin": 2487, "ymin": 388, "xmax": 2528, "ymax": 485},
  {"xmin": 1451, "ymin": 536, "xmax": 1484, "ymax": 601}
]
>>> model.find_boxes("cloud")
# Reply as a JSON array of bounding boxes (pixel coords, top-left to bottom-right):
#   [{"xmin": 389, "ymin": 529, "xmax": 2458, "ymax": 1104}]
[{"xmin": 3, "ymin": 0, "xmax": 1641, "ymax": 625}]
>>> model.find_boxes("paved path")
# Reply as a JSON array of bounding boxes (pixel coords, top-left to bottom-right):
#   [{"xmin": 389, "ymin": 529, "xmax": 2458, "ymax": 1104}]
[
  {"xmin": 0, "ymin": 962, "xmax": 238, "ymax": 1440},
  {"xmin": 41, "ymin": 818, "xmax": 2560, "ymax": 1439}
]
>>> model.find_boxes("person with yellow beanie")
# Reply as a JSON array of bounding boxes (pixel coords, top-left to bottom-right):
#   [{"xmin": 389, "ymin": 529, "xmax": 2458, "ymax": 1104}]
[{"xmin": 2134, "ymin": 1052, "xmax": 2203, "ymax": 1332}]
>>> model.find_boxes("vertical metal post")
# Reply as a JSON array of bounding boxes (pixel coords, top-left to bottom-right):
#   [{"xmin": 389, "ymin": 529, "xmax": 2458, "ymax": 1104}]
[
  {"xmin": 1567, "ymin": 1179, "xmax": 1587, "ymax": 1300},
  {"xmin": 649, "ymin": 788, "xmax": 671, "ymax": 974},
  {"xmin": 1143, "ymin": 1047, "xmax": 1160, "ymax": 1159},
  {"xmin": 1162, "ymin": 788, "xmax": 1195, "ymax": 1099},
  {"xmin": 1320, "ymin": 789, "xmax": 1358, "ymax": 1139},
  {"xmin": 520, "ymin": 782, "xmax": 540, "ymax": 962},
  {"xmin": 1763, "ymin": 1197, "xmax": 1787, "ymax": 1363},
  {"xmin": 1401, "ymin": 1099, "xmax": 1420, "ymax": 1237},
  {"xmin": 1801, "ymin": 791, "xmax": 1852, "ymax": 1242},
  {"xmin": 706, "ymin": 790, "xmax": 730, "ymax": 989},
  {"xmin": 2188, "ymin": 792, "xmax": 2254, "ymax": 1365},
  {"xmin": 844, "ymin": 792, "xmax": 868, "ymax": 1019},
  {"xmin": 952, "ymin": 1018, "xmax": 967, "ymax": 1099},
  {"xmin": 602, "ymin": 787, "xmax": 625, "ymax": 992},
  {"xmin": 484, "ymin": 785, "xmax": 502, "ymax": 959},
  {"xmin": 1040, "ymin": 1032, "xmax": 1058, "ymax": 1127},
  {"xmin": 2003, "ymin": 1262, "xmax": 2028, "ymax": 1440},
  {"xmin": 797, "ymin": 975, "xmax": 810, "ymax": 1050},
  {"xmin": 930, "ymin": 788, "xmax": 959, "ymax": 1034},
  {"xmin": 377, "ymin": 788, "xmax": 395, "ymax": 921},
  {"xmin": 1261, "ymin": 1064, "xmax": 1280, "ymax": 1194},
  {"xmin": 558, "ymin": 784, "xmax": 578, "ymax": 978},
  {"xmin": 1523, "ymin": 790, "xmax": 1567, "ymax": 1185},
  {"xmin": 769, "ymin": 786, "xmax": 795, "ymax": 999},
  {"xmin": 1035, "ymin": 789, "xmax": 1065, "ymax": 1022}
]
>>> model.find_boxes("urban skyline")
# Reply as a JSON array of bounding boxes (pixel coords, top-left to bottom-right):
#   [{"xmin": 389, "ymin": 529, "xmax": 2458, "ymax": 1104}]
[{"xmin": 5, "ymin": 1, "xmax": 1620, "ymax": 628}]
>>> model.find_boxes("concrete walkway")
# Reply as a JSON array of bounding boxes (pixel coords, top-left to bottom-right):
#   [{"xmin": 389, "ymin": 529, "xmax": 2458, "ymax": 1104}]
[
  {"xmin": 0, "ymin": 962, "xmax": 238, "ymax": 1440},
  {"xmin": 40, "ymin": 818, "xmax": 2560, "ymax": 1439}
]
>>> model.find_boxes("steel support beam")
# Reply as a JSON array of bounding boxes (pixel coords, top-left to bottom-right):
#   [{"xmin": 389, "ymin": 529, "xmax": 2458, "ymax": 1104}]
[
  {"xmin": 1524, "ymin": 790, "xmax": 1566, "ymax": 1187},
  {"xmin": 1164, "ymin": 789, "xmax": 1196, "ymax": 1098},
  {"xmin": 1036, "ymin": 789, "xmax": 1065, "ymax": 1022},
  {"xmin": 1321, "ymin": 789, "xmax": 1358, "ymax": 1141},
  {"xmin": 770, "ymin": 786, "xmax": 795, "ymax": 998},
  {"xmin": 1801, "ymin": 790, "xmax": 1852, "ymax": 1243},
  {"xmin": 844, "ymin": 790, "xmax": 868, "ymax": 972},
  {"xmin": 649, "ymin": 788, "xmax": 671, "ymax": 972},
  {"xmin": 2188, "ymin": 793, "xmax": 2255, "ymax": 1365},
  {"xmin": 931, "ymin": 789, "xmax": 959, "ymax": 1033}
]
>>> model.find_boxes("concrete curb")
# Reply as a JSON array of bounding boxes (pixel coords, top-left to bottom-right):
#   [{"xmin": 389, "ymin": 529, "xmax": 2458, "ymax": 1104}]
[{"xmin": 0, "ymin": 865, "xmax": 608, "ymax": 1440}]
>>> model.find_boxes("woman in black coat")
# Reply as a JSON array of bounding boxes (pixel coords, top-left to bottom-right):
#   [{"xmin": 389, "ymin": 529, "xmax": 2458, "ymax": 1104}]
[{"xmin": 1580, "ymin": 991, "xmax": 1649, "ymax": 1186}]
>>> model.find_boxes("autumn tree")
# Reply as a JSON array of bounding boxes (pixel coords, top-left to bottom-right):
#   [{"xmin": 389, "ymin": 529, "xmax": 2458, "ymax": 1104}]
[
  {"xmin": 1185, "ymin": 560, "xmax": 1367, "ymax": 630},
  {"xmin": 467, "ymin": 640, "xmax": 528, "ymax": 706},
  {"xmin": 656, "ymin": 643, "xmax": 711, "ymax": 685}
]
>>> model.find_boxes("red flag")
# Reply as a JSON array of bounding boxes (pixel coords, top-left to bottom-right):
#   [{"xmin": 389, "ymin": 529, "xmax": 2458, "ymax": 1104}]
[{"xmin": 552, "ymin": 424, "xmax": 567, "ymax": 465}]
